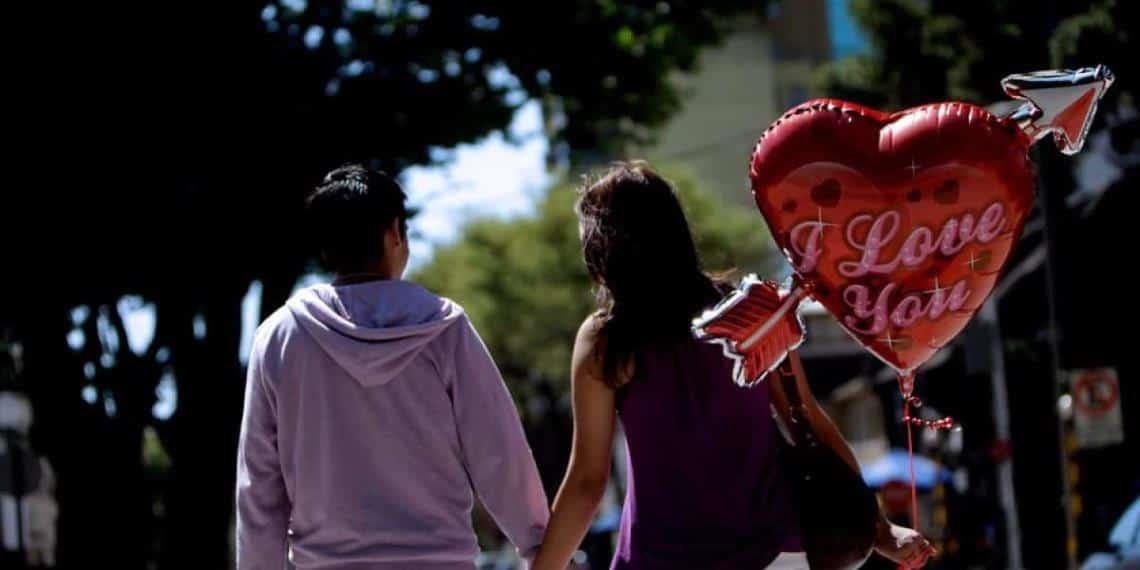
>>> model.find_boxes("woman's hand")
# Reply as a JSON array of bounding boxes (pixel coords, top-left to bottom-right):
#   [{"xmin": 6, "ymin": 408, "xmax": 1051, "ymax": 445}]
[{"xmin": 874, "ymin": 520, "xmax": 935, "ymax": 568}]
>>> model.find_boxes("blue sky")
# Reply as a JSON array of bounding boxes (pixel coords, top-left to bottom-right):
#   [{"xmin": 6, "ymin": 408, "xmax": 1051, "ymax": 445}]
[
  {"xmin": 827, "ymin": 0, "xmax": 870, "ymax": 60},
  {"xmin": 402, "ymin": 99, "xmax": 550, "ymax": 269}
]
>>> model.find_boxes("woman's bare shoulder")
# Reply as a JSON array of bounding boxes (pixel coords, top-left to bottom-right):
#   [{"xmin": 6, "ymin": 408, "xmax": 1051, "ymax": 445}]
[
  {"xmin": 576, "ymin": 311, "xmax": 606, "ymax": 344},
  {"xmin": 573, "ymin": 312, "xmax": 606, "ymax": 371},
  {"xmin": 573, "ymin": 311, "xmax": 633, "ymax": 387}
]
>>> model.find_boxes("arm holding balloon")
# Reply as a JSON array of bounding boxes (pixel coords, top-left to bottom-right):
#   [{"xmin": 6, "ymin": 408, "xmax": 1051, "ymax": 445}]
[
  {"xmin": 695, "ymin": 278, "xmax": 933, "ymax": 565},
  {"xmin": 774, "ymin": 351, "xmax": 935, "ymax": 568}
]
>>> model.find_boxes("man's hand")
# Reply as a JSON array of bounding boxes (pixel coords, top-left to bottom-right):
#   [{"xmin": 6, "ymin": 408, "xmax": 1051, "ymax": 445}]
[{"xmin": 874, "ymin": 519, "xmax": 935, "ymax": 568}]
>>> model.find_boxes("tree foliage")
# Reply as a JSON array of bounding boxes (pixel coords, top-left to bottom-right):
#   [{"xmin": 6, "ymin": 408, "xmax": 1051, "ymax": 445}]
[
  {"xmin": 7, "ymin": 2, "xmax": 764, "ymax": 567},
  {"xmin": 814, "ymin": 0, "xmax": 1092, "ymax": 109}
]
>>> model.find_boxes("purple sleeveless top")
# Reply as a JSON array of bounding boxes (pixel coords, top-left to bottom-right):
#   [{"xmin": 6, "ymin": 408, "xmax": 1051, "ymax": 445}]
[{"xmin": 612, "ymin": 336, "xmax": 801, "ymax": 569}]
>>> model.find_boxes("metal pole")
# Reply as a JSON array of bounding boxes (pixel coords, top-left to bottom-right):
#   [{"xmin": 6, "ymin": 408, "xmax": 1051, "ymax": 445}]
[
  {"xmin": 1037, "ymin": 176, "xmax": 1079, "ymax": 569},
  {"xmin": 3, "ymin": 429, "xmax": 26, "ymax": 565},
  {"xmin": 979, "ymin": 300, "xmax": 1023, "ymax": 570}
]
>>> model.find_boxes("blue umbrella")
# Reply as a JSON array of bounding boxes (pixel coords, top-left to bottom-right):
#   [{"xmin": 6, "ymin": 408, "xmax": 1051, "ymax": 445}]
[
  {"xmin": 1108, "ymin": 495, "xmax": 1140, "ymax": 551},
  {"xmin": 860, "ymin": 449, "xmax": 950, "ymax": 490}
]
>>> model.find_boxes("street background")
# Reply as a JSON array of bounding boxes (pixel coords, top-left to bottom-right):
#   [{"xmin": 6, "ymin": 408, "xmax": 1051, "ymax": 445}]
[{"xmin": 2, "ymin": 1, "xmax": 1137, "ymax": 568}]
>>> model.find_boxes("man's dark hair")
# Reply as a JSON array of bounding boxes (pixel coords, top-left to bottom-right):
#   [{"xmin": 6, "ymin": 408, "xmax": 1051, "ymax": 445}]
[{"xmin": 306, "ymin": 164, "xmax": 408, "ymax": 274}]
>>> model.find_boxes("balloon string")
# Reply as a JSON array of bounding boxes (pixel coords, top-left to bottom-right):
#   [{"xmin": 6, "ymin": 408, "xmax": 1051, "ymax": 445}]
[
  {"xmin": 905, "ymin": 398, "xmax": 920, "ymax": 533},
  {"xmin": 898, "ymin": 387, "xmax": 954, "ymax": 540}
]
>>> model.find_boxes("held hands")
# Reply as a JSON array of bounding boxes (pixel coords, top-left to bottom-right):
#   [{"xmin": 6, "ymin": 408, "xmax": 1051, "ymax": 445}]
[{"xmin": 874, "ymin": 519, "xmax": 935, "ymax": 568}]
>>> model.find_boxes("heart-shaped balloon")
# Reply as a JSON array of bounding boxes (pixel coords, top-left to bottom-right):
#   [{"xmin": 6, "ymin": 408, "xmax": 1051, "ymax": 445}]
[
  {"xmin": 749, "ymin": 100, "xmax": 1035, "ymax": 379},
  {"xmin": 695, "ymin": 67, "xmax": 1112, "ymax": 392}
]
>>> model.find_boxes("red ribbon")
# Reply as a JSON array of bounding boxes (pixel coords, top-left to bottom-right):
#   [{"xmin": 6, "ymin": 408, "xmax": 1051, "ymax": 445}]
[{"xmin": 898, "ymin": 376, "xmax": 954, "ymax": 541}]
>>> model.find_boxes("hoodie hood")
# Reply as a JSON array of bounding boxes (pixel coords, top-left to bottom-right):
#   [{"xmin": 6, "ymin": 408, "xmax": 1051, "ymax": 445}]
[{"xmin": 286, "ymin": 280, "xmax": 464, "ymax": 386}]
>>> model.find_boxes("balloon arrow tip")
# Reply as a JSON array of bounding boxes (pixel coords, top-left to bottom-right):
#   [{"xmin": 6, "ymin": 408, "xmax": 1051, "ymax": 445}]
[{"xmin": 1000, "ymin": 65, "xmax": 1114, "ymax": 154}]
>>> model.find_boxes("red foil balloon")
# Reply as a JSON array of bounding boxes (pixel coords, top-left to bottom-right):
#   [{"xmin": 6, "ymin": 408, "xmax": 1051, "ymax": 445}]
[
  {"xmin": 750, "ymin": 100, "xmax": 1035, "ymax": 379},
  {"xmin": 695, "ymin": 66, "xmax": 1113, "ymax": 390}
]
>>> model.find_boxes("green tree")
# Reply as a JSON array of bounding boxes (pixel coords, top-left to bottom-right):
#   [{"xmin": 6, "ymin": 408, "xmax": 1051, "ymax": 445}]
[
  {"xmin": 812, "ymin": 0, "xmax": 1101, "ymax": 109},
  {"xmin": 1050, "ymin": 0, "xmax": 1137, "ymax": 99},
  {"xmin": 8, "ymin": 2, "xmax": 768, "ymax": 567},
  {"xmin": 415, "ymin": 163, "xmax": 770, "ymax": 397},
  {"xmin": 814, "ymin": 0, "xmax": 1135, "ymax": 111}
]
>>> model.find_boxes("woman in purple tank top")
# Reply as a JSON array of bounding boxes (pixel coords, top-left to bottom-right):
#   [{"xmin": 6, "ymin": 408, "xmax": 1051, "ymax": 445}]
[{"xmin": 532, "ymin": 162, "xmax": 933, "ymax": 570}]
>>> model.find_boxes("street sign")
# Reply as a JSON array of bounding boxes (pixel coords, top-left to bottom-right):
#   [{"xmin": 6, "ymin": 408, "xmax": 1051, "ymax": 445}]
[{"xmin": 1071, "ymin": 368, "xmax": 1124, "ymax": 449}]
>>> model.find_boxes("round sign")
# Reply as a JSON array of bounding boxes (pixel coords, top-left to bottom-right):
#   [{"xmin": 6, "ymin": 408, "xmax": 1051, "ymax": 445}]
[{"xmin": 1072, "ymin": 370, "xmax": 1119, "ymax": 415}]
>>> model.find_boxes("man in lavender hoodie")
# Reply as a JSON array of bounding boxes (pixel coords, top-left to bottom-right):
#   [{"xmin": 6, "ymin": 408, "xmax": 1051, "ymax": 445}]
[{"xmin": 236, "ymin": 165, "xmax": 549, "ymax": 570}]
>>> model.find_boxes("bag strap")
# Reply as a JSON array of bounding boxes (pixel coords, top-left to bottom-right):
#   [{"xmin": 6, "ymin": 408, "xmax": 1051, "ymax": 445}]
[{"xmin": 770, "ymin": 359, "xmax": 820, "ymax": 449}]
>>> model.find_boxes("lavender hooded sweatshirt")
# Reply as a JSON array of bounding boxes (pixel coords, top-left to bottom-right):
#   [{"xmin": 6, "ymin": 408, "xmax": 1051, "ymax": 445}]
[{"xmin": 236, "ymin": 280, "xmax": 549, "ymax": 570}]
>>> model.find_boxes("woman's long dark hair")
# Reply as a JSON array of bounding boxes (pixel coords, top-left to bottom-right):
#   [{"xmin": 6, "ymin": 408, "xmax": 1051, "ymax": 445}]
[{"xmin": 577, "ymin": 161, "xmax": 726, "ymax": 387}]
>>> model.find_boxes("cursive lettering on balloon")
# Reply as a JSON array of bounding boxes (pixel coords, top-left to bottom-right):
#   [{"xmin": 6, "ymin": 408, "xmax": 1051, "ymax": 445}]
[
  {"xmin": 786, "ymin": 202, "xmax": 1005, "ymax": 338},
  {"xmin": 789, "ymin": 220, "xmax": 826, "ymax": 272},
  {"xmin": 837, "ymin": 202, "xmax": 1006, "ymax": 277},
  {"xmin": 842, "ymin": 279, "xmax": 971, "ymax": 336}
]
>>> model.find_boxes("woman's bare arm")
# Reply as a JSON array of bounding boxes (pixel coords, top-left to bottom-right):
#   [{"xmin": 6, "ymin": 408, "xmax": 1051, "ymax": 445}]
[{"xmin": 531, "ymin": 316, "xmax": 619, "ymax": 570}]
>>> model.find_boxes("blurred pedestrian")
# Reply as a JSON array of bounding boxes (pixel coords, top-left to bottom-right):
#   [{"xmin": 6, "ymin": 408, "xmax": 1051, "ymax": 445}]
[{"xmin": 1, "ymin": 389, "xmax": 57, "ymax": 568}]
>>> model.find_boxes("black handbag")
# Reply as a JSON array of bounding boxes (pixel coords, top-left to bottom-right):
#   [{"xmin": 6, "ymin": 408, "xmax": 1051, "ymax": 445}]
[{"xmin": 769, "ymin": 361, "xmax": 879, "ymax": 569}]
